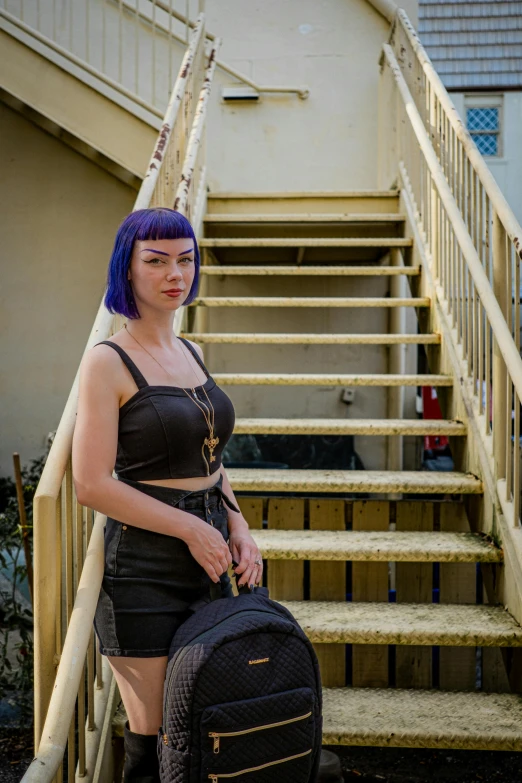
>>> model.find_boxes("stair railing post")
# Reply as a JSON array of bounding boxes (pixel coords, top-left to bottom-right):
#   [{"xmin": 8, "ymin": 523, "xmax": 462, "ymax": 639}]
[
  {"xmin": 429, "ymin": 89, "xmax": 439, "ymax": 280},
  {"xmin": 33, "ymin": 494, "xmax": 59, "ymax": 753},
  {"xmin": 387, "ymin": 248, "xmax": 405, "ymax": 472},
  {"xmin": 492, "ymin": 210, "xmax": 508, "ymax": 483}
]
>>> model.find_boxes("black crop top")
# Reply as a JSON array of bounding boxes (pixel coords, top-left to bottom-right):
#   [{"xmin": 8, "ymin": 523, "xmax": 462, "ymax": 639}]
[{"xmin": 96, "ymin": 339, "xmax": 236, "ymax": 480}]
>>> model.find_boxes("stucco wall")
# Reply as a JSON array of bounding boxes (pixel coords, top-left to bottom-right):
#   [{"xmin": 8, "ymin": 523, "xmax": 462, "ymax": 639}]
[
  {"xmin": 0, "ymin": 103, "xmax": 135, "ymax": 477},
  {"xmin": 204, "ymin": 0, "xmax": 417, "ymax": 192}
]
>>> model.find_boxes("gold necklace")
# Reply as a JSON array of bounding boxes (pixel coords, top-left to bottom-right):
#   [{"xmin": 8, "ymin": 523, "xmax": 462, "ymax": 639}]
[{"xmin": 123, "ymin": 324, "xmax": 219, "ymax": 475}]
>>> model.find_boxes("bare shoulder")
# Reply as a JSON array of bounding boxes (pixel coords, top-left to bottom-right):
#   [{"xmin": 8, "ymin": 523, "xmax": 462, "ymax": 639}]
[
  {"xmin": 80, "ymin": 341, "xmax": 127, "ymax": 389},
  {"xmin": 184, "ymin": 338, "xmax": 205, "ymax": 362}
]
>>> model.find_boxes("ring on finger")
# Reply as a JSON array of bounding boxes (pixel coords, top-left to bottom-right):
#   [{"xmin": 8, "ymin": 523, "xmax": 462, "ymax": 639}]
[{"xmin": 254, "ymin": 558, "xmax": 262, "ymax": 566}]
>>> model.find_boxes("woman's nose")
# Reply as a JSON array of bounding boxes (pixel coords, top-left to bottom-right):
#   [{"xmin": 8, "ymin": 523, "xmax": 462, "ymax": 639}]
[{"xmin": 166, "ymin": 267, "xmax": 183, "ymax": 281}]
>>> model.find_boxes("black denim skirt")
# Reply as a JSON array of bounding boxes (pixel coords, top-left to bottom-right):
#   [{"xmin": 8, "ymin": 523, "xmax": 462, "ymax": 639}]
[{"xmin": 93, "ymin": 473, "xmax": 239, "ymax": 658}]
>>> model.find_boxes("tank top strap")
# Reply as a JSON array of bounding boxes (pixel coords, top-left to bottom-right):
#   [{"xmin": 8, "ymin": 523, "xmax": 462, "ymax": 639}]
[
  {"xmin": 178, "ymin": 337, "xmax": 210, "ymax": 378},
  {"xmin": 96, "ymin": 341, "xmax": 149, "ymax": 390}
]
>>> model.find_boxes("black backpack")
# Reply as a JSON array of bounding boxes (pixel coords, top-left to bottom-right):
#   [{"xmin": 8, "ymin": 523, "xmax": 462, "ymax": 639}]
[{"xmin": 158, "ymin": 583, "xmax": 323, "ymax": 782}]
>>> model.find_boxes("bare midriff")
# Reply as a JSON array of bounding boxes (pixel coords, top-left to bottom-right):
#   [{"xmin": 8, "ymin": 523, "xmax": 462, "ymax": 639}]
[{"xmin": 137, "ymin": 469, "xmax": 222, "ymax": 491}]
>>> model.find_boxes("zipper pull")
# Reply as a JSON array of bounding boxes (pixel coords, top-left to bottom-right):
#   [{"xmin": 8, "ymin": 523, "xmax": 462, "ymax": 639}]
[
  {"xmin": 209, "ymin": 733, "xmax": 220, "ymax": 753},
  {"xmin": 209, "ymin": 776, "xmax": 218, "ymax": 782},
  {"xmin": 162, "ymin": 733, "xmax": 168, "ymax": 746}
]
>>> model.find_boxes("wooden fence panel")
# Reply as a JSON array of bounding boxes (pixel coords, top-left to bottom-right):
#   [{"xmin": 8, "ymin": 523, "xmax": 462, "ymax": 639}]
[
  {"xmin": 267, "ymin": 498, "xmax": 305, "ymax": 601},
  {"xmin": 352, "ymin": 500, "xmax": 390, "ymax": 687},
  {"xmin": 395, "ymin": 501, "xmax": 434, "ymax": 688},
  {"xmin": 310, "ymin": 499, "xmax": 346, "ymax": 687},
  {"xmin": 439, "ymin": 503, "xmax": 477, "ymax": 690}
]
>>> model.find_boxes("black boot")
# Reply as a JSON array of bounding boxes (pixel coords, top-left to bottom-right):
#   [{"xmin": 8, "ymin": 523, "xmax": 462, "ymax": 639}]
[
  {"xmin": 123, "ymin": 721, "xmax": 161, "ymax": 782},
  {"xmin": 316, "ymin": 749, "xmax": 343, "ymax": 782}
]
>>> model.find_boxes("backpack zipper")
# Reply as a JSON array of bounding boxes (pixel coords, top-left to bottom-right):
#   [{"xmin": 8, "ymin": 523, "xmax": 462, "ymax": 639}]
[
  {"xmin": 207, "ymin": 748, "xmax": 312, "ymax": 780},
  {"xmin": 208, "ymin": 710, "xmax": 312, "ymax": 754},
  {"xmin": 162, "ymin": 608, "xmax": 289, "ymax": 741}
]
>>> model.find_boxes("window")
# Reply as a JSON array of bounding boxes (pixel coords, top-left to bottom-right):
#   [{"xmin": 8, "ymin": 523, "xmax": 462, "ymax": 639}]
[{"xmin": 465, "ymin": 95, "xmax": 503, "ymax": 157}]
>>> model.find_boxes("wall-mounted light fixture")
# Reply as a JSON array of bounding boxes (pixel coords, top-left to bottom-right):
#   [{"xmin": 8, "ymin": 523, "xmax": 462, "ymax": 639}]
[{"xmin": 221, "ymin": 86, "xmax": 260, "ymax": 101}]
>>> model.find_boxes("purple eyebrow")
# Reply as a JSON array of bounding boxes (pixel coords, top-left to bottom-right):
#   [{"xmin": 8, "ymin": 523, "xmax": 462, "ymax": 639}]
[
  {"xmin": 140, "ymin": 247, "xmax": 194, "ymax": 257},
  {"xmin": 141, "ymin": 248, "xmax": 169, "ymax": 256}
]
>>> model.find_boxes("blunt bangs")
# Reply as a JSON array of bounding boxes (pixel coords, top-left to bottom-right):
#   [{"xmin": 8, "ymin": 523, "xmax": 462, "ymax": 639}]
[{"xmin": 104, "ymin": 208, "xmax": 200, "ymax": 319}]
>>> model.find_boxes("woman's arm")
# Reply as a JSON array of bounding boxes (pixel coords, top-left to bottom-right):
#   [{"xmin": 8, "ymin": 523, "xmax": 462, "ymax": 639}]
[
  {"xmin": 72, "ymin": 344, "xmax": 232, "ymax": 582},
  {"xmin": 219, "ymin": 464, "xmax": 263, "ymax": 588}
]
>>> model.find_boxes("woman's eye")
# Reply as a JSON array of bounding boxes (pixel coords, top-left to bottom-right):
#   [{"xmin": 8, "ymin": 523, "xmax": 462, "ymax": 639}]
[
  {"xmin": 179, "ymin": 257, "xmax": 193, "ymax": 264},
  {"xmin": 145, "ymin": 257, "xmax": 163, "ymax": 265}
]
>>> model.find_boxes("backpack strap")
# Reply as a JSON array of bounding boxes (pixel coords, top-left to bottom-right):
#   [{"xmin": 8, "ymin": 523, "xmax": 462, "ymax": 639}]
[
  {"xmin": 95, "ymin": 341, "xmax": 149, "ymax": 390},
  {"xmin": 178, "ymin": 337, "xmax": 210, "ymax": 378}
]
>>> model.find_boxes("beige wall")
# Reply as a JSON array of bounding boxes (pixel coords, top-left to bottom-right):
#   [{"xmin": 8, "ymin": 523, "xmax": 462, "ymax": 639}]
[
  {"xmin": 205, "ymin": 0, "xmax": 417, "ymax": 192},
  {"xmin": 0, "ymin": 103, "xmax": 135, "ymax": 477}
]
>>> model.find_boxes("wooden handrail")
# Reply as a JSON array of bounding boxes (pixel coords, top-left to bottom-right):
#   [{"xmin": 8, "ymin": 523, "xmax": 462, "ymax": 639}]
[
  {"xmin": 174, "ymin": 40, "xmax": 221, "ymax": 214},
  {"xmin": 26, "ymin": 13, "xmax": 217, "ymax": 779},
  {"xmin": 382, "ymin": 43, "xmax": 522, "ymax": 403},
  {"xmin": 395, "ymin": 10, "xmax": 522, "ymax": 249}
]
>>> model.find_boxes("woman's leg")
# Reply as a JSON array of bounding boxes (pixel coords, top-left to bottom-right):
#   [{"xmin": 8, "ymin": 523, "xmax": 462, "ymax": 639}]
[{"xmin": 108, "ymin": 655, "xmax": 168, "ymax": 734}]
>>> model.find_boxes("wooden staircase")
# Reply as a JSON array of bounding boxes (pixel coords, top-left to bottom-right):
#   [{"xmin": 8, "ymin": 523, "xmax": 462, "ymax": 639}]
[{"xmin": 181, "ymin": 191, "xmax": 522, "ymax": 751}]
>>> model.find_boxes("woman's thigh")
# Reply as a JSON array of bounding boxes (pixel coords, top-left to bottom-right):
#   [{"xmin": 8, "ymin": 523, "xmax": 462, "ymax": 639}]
[{"xmin": 108, "ymin": 655, "xmax": 168, "ymax": 735}]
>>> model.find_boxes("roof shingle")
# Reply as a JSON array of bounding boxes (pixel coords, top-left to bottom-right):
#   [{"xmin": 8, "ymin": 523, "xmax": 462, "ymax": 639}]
[{"xmin": 419, "ymin": 0, "xmax": 522, "ymax": 89}]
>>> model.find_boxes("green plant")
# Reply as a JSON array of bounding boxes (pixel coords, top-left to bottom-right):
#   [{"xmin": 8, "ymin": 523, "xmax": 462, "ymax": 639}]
[{"xmin": 0, "ymin": 453, "xmax": 46, "ymax": 726}]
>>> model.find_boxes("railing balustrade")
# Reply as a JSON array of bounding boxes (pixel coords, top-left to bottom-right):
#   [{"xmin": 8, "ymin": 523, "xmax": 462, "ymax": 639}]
[
  {"xmin": 21, "ymin": 14, "xmax": 218, "ymax": 782},
  {"xmin": 0, "ymin": 0, "xmax": 192, "ymax": 115},
  {"xmin": 380, "ymin": 11, "xmax": 522, "ymax": 528}
]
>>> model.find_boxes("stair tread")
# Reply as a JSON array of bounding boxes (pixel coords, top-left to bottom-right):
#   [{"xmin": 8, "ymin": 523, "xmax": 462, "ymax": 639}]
[
  {"xmin": 193, "ymin": 296, "xmax": 429, "ymax": 307},
  {"xmin": 233, "ymin": 418, "xmax": 466, "ymax": 435},
  {"xmin": 208, "ymin": 191, "xmax": 400, "ymax": 199},
  {"xmin": 322, "ymin": 688, "xmax": 522, "ymax": 750},
  {"xmin": 279, "ymin": 601, "xmax": 521, "ymax": 646},
  {"xmin": 251, "ymin": 529, "xmax": 501, "ymax": 562},
  {"xmin": 204, "ymin": 213, "xmax": 406, "ymax": 222},
  {"xmin": 213, "ymin": 373, "xmax": 452, "ymax": 386},
  {"xmin": 226, "ymin": 469, "xmax": 481, "ymax": 494},
  {"xmin": 199, "ymin": 238, "xmax": 413, "ymax": 246},
  {"xmin": 183, "ymin": 332, "xmax": 441, "ymax": 344},
  {"xmin": 199, "ymin": 265, "xmax": 419, "ymax": 275}
]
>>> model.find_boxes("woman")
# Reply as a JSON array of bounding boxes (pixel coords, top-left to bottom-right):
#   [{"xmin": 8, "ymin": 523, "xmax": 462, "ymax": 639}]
[{"xmin": 72, "ymin": 207, "xmax": 263, "ymax": 782}]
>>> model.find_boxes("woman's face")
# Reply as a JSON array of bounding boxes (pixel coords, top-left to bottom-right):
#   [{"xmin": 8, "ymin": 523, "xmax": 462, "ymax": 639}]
[{"xmin": 128, "ymin": 237, "xmax": 196, "ymax": 314}]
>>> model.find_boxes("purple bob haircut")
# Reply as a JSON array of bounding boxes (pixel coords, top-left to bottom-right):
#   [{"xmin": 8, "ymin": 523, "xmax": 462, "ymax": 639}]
[{"xmin": 104, "ymin": 207, "xmax": 200, "ymax": 319}]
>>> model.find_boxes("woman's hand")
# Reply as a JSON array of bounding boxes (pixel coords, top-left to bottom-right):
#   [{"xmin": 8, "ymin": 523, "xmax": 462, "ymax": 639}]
[
  {"xmin": 184, "ymin": 519, "xmax": 233, "ymax": 583},
  {"xmin": 229, "ymin": 530, "xmax": 263, "ymax": 589}
]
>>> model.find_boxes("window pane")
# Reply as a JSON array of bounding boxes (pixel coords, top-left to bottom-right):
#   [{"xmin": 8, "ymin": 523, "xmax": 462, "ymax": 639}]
[
  {"xmin": 466, "ymin": 107, "xmax": 499, "ymax": 132},
  {"xmin": 470, "ymin": 133, "xmax": 498, "ymax": 156}
]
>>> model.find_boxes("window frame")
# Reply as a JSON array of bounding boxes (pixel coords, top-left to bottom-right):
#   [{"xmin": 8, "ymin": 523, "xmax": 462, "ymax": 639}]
[{"xmin": 464, "ymin": 94, "xmax": 504, "ymax": 159}]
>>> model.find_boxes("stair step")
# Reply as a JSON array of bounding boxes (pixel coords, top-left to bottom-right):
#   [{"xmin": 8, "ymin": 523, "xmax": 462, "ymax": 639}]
[
  {"xmin": 193, "ymin": 297, "xmax": 429, "ymax": 308},
  {"xmin": 225, "ymin": 469, "xmax": 482, "ymax": 494},
  {"xmin": 204, "ymin": 213, "xmax": 406, "ymax": 223},
  {"xmin": 251, "ymin": 529, "xmax": 502, "ymax": 563},
  {"xmin": 199, "ymin": 265, "xmax": 420, "ymax": 275},
  {"xmin": 281, "ymin": 601, "xmax": 522, "ymax": 646},
  {"xmin": 213, "ymin": 373, "xmax": 452, "ymax": 386},
  {"xmin": 183, "ymin": 333, "xmax": 441, "ymax": 345},
  {"xmin": 322, "ymin": 688, "xmax": 522, "ymax": 750},
  {"xmin": 199, "ymin": 238, "xmax": 413, "ymax": 247},
  {"xmin": 206, "ymin": 192, "xmax": 401, "ymax": 217},
  {"xmin": 233, "ymin": 418, "xmax": 466, "ymax": 436}
]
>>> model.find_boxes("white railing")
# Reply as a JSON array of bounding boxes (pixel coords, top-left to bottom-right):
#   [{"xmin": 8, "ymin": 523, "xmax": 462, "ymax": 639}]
[
  {"xmin": 0, "ymin": 0, "xmax": 188, "ymax": 116},
  {"xmin": 22, "ymin": 15, "xmax": 219, "ymax": 782},
  {"xmin": 0, "ymin": 0, "xmax": 308, "ymax": 117},
  {"xmin": 379, "ymin": 11, "xmax": 522, "ymax": 528}
]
